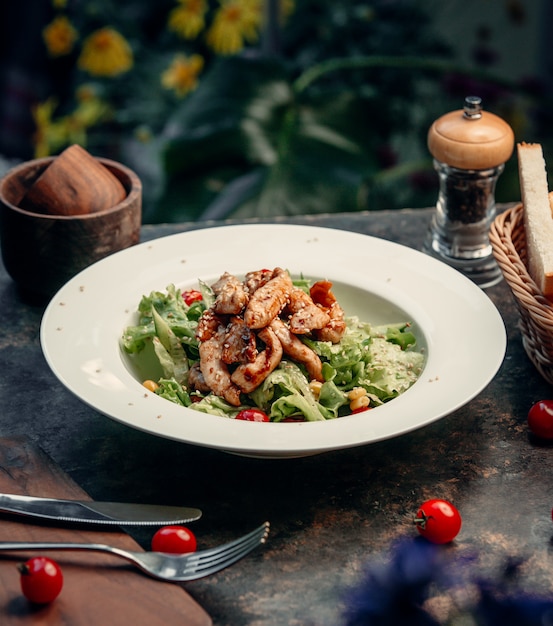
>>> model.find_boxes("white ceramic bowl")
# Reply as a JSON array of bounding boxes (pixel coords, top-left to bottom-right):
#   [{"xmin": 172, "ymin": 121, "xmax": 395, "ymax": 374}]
[{"xmin": 41, "ymin": 224, "xmax": 506, "ymax": 458}]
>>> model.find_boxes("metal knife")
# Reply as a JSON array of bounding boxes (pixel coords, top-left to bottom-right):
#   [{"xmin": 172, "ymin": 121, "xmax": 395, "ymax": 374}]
[{"xmin": 0, "ymin": 493, "xmax": 202, "ymax": 526}]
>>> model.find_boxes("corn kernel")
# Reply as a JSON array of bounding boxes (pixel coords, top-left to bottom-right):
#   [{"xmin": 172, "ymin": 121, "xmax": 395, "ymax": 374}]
[
  {"xmin": 309, "ymin": 380, "xmax": 323, "ymax": 398},
  {"xmin": 143, "ymin": 379, "xmax": 159, "ymax": 392},
  {"xmin": 350, "ymin": 395, "xmax": 370, "ymax": 412},
  {"xmin": 348, "ymin": 387, "xmax": 366, "ymax": 401}
]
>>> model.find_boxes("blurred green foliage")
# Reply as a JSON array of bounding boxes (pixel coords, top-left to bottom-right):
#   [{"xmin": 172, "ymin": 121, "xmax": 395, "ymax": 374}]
[
  {"xmin": 126, "ymin": 1, "xmax": 551, "ymax": 222},
  {"xmin": 24, "ymin": 0, "xmax": 553, "ymax": 222}
]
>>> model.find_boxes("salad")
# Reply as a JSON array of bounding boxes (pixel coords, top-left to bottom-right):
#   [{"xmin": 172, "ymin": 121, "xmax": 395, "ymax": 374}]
[{"xmin": 121, "ymin": 268, "xmax": 425, "ymax": 422}]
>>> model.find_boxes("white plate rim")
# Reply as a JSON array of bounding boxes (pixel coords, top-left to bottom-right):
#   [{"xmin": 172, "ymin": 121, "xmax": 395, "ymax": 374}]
[{"xmin": 40, "ymin": 223, "xmax": 506, "ymax": 458}]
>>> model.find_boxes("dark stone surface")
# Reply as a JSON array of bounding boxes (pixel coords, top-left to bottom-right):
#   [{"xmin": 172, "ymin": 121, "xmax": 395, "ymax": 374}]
[{"xmin": 2, "ymin": 207, "xmax": 553, "ymax": 625}]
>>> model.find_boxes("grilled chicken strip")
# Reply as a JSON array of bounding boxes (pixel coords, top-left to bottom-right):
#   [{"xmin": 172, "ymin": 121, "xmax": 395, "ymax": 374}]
[
  {"xmin": 286, "ymin": 286, "xmax": 331, "ymax": 334},
  {"xmin": 211, "ymin": 272, "xmax": 249, "ymax": 315},
  {"xmin": 269, "ymin": 318, "xmax": 324, "ymax": 382},
  {"xmin": 244, "ymin": 268, "xmax": 293, "ymax": 329},
  {"xmin": 188, "ymin": 362, "xmax": 211, "ymax": 393},
  {"xmin": 222, "ymin": 316, "xmax": 257, "ymax": 364},
  {"xmin": 195, "ymin": 272, "xmax": 345, "ymax": 400},
  {"xmin": 244, "ymin": 269, "xmax": 274, "ymax": 294},
  {"xmin": 310, "ymin": 280, "xmax": 347, "ymax": 344},
  {"xmin": 313, "ymin": 302, "xmax": 346, "ymax": 343},
  {"xmin": 199, "ymin": 326, "xmax": 242, "ymax": 406},
  {"xmin": 196, "ymin": 308, "xmax": 224, "ymax": 342},
  {"xmin": 231, "ymin": 327, "xmax": 283, "ymax": 393}
]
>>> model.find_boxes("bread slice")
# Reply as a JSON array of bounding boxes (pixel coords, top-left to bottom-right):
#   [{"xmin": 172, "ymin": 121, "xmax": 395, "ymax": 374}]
[{"xmin": 518, "ymin": 142, "xmax": 553, "ymax": 299}]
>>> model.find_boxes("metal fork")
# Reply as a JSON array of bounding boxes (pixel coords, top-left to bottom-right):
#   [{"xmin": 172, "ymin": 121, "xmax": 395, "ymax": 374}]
[{"xmin": 0, "ymin": 521, "xmax": 270, "ymax": 582}]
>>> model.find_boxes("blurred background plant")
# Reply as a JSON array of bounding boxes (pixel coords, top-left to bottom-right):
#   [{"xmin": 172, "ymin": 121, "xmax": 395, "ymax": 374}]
[{"xmin": 0, "ymin": 0, "xmax": 551, "ymax": 223}]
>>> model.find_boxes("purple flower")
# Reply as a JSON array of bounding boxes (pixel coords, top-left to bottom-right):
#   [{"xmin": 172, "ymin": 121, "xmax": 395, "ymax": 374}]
[
  {"xmin": 341, "ymin": 538, "xmax": 448, "ymax": 626},
  {"xmin": 341, "ymin": 539, "xmax": 553, "ymax": 626}
]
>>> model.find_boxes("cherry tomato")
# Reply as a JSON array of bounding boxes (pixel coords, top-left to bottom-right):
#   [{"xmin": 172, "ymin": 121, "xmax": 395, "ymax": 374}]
[
  {"xmin": 151, "ymin": 526, "xmax": 197, "ymax": 554},
  {"xmin": 351, "ymin": 407, "xmax": 371, "ymax": 415},
  {"xmin": 413, "ymin": 499, "xmax": 462, "ymax": 544},
  {"xmin": 236, "ymin": 408, "xmax": 270, "ymax": 422},
  {"xmin": 182, "ymin": 289, "xmax": 203, "ymax": 306},
  {"xmin": 18, "ymin": 557, "xmax": 63, "ymax": 604},
  {"xmin": 528, "ymin": 400, "xmax": 553, "ymax": 440}
]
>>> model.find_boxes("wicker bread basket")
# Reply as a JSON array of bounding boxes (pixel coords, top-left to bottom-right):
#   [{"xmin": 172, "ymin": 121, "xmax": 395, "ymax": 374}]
[{"xmin": 490, "ymin": 202, "xmax": 553, "ymax": 384}]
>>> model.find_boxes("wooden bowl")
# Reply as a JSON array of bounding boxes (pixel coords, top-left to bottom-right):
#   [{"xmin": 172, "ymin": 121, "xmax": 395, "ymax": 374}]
[{"xmin": 0, "ymin": 155, "xmax": 142, "ymax": 302}]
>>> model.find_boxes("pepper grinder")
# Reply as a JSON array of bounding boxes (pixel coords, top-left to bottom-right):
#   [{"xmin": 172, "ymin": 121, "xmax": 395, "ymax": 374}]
[{"xmin": 423, "ymin": 96, "xmax": 514, "ymax": 288}]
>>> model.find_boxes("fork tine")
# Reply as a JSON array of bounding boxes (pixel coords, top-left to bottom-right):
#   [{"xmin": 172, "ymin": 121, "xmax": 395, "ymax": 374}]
[
  {"xmin": 187, "ymin": 536, "xmax": 264, "ymax": 579},
  {"xmin": 194, "ymin": 522, "xmax": 268, "ymax": 567},
  {"xmin": 188, "ymin": 522, "xmax": 270, "ymax": 563},
  {"xmin": 178, "ymin": 521, "xmax": 270, "ymax": 580}
]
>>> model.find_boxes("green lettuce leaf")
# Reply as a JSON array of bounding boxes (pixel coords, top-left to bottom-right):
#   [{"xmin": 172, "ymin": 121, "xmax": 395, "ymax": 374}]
[
  {"xmin": 373, "ymin": 322, "xmax": 417, "ymax": 350},
  {"xmin": 306, "ymin": 316, "xmax": 424, "ymax": 404},
  {"xmin": 155, "ymin": 378, "xmax": 193, "ymax": 407},
  {"xmin": 250, "ymin": 361, "xmax": 328, "ymax": 421},
  {"xmin": 357, "ymin": 336, "xmax": 425, "ymax": 403},
  {"xmin": 318, "ymin": 380, "xmax": 349, "ymax": 416},
  {"xmin": 121, "ymin": 284, "xmax": 202, "ymax": 354},
  {"xmin": 191, "ymin": 394, "xmax": 244, "ymax": 417},
  {"xmin": 151, "ymin": 306, "xmax": 189, "ymax": 383}
]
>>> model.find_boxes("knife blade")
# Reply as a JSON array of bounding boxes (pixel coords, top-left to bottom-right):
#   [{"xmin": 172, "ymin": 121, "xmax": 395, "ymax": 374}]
[{"xmin": 0, "ymin": 493, "xmax": 202, "ymax": 526}]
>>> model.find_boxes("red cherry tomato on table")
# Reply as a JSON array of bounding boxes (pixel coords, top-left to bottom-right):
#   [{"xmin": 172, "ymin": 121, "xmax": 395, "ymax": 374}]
[
  {"xmin": 528, "ymin": 400, "xmax": 553, "ymax": 440},
  {"xmin": 18, "ymin": 557, "xmax": 63, "ymax": 604},
  {"xmin": 182, "ymin": 290, "xmax": 203, "ymax": 306},
  {"xmin": 235, "ymin": 408, "xmax": 270, "ymax": 422},
  {"xmin": 413, "ymin": 499, "xmax": 462, "ymax": 544},
  {"xmin": 151, "ymin": 526, "xmax": 197, "ymax": 554}
]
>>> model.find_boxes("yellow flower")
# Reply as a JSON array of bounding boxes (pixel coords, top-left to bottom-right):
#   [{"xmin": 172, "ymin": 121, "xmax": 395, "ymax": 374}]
[
  {"xmin": 52, "ymin": 0, "xmax": 67, "ymax": 8},
  {"xmin": 32, "ymin": 88, "xmax": 111, "ymax": 157},
  {"xmin": 32, "ymin": 99, "xmax": 68, "ymax": 157},
  {"xmin": 32, "ymin": 99, "xmax": 56, "ymax": 157},
  {"xmin": 78, "ymin": 27, "xmax": 133, "ymax": 77},
  {"xmin": 168, "ymin": 0, "xmax": 208, "ymax": 39},
  {"xmin": 206, "ymin": 0, "xmax": 262, "ymax": 55},
  {"xmin": 42, "ymin": 15, "xmax": 78, "ymax": 57},
  {"xmin": 161, "ymin": 54, "xmax": 204, "ymax": 97},
  {"xmin": 73, "ymin": 85, "xmax": 111, "ymax": 127}
]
